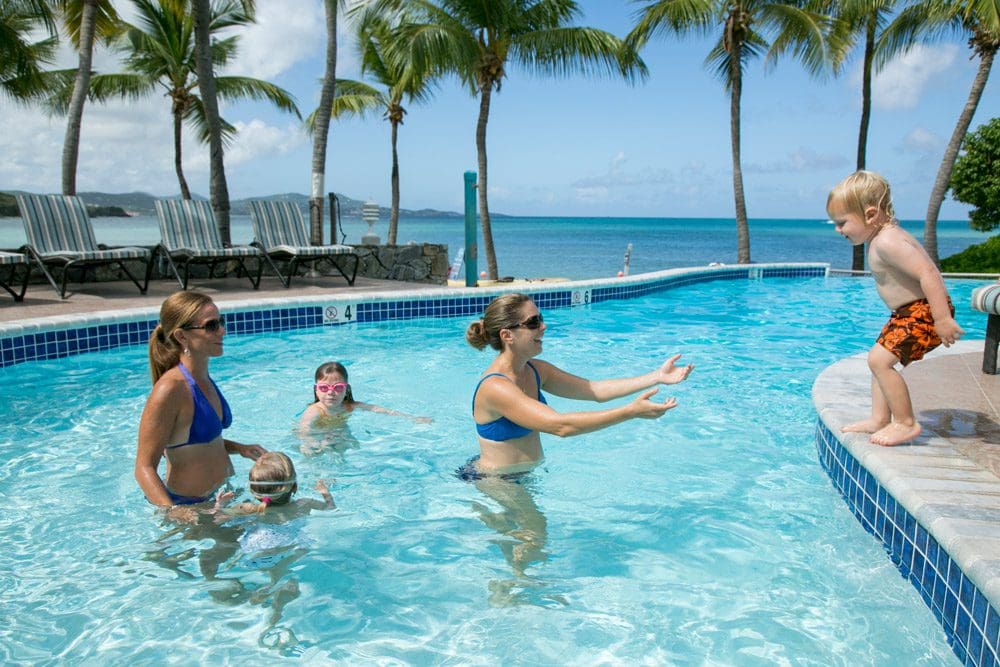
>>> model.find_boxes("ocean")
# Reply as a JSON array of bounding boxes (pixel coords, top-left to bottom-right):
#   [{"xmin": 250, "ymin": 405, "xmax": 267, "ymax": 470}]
[{"xmin": 0, "ymin": 213, "xmax": 991, "ymax": 280}]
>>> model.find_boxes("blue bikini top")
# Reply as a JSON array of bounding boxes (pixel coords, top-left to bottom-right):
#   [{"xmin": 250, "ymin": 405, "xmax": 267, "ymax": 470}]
[
  {"xmin": 167, "ymin": 364, "xmax": 232, "ymax": 448},
  {"xmin": 472, "ymin": 362, "xmax": 547, "ymax": 441}
]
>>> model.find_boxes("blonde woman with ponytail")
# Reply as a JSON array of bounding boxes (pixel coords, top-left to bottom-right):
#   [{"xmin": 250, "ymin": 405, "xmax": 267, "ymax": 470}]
[{"xmin": 136, "ymin": 292, "xmax": 266, "ymax": 517}]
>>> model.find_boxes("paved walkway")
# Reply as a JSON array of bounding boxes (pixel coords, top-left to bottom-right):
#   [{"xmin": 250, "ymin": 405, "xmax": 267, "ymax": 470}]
[{"xmin": 0, "ymin": 275, "xmax": 442, "ymax": 323}]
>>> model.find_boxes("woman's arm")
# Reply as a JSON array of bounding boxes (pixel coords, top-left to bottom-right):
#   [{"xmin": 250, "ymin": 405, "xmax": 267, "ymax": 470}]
[
  {"xmin": 224, "ymin": 439, "xmax": 266, "ymax": 460},
  {"xmin": 875, "ymin": 234, "xmax": 964, "ymax": 344},
  {"xmin": 537, "ymin": 354, "xmax": 693, "ymax": 402},
  {"xmin": 135, "ymin": 380, "xmax": 183, "ymax": 507},
  {"xmin": 481, "ymin": 376, "xmax": 676, "ymax": 438}
]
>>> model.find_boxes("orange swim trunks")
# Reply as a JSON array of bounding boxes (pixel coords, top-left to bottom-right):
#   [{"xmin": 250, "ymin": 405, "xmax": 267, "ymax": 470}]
[{"xmin": 876, "ymin": 298, "xmax": 954, "ymax": 366}]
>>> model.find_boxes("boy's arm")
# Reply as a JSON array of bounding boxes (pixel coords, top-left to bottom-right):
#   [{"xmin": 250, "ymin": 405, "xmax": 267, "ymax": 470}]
[{"xmin": 875, "ymin": 236, "xmax": 964, "ymax": 344}]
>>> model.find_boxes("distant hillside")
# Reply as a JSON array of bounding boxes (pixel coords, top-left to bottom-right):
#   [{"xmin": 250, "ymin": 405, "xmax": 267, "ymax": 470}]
[{"xmin": 0, "ymin": 190, "xmax": 465, "ymax": 219}]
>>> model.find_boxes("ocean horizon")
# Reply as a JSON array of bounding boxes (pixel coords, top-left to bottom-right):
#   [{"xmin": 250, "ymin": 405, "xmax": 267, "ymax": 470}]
[{"xmin": 0, "ymin": 214, "xmax": 991, "ymax": 280}]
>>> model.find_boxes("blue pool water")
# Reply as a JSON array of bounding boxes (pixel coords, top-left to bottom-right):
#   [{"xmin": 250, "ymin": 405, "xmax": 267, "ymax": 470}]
[{"xmin": 0, "ymin": 276, "xmax": 987, "ymax": 663}]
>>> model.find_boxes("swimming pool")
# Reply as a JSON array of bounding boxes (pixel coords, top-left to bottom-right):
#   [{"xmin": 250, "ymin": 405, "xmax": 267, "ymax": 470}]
[{"xmin": 0, "ymin": 271, "xmax": 987, "ymax": 663}]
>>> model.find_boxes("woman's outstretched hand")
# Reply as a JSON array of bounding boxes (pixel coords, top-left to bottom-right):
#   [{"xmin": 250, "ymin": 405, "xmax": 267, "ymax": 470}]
[
  {"xmin": 657, "ymin": 354, "xmax": 694, "ymax": 385},
  {"xmin": 630, "ymin": 388, "xmax": 678, "ymax": 419}
]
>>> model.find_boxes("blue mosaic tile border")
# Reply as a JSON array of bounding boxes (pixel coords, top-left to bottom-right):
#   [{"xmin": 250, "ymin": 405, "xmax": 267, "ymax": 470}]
[
  {"xmin": 816, "ymin": 420, "xmax": 1000, "ymax": 667},
  {"xmin": 0, "ymin": 264, "xmax": 827, "ymax": 368}
]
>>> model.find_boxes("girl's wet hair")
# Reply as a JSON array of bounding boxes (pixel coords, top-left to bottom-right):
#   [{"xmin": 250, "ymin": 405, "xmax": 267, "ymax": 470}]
[
  {"xmin": 148, "ymin": 291, "xmax": 215, "ymax": 384},
  {"xmin": 311, "ymin": 361, "xmax": 355, "ymax": 403},
  {"xmin": 827, "ymin": 170, "xmax": 897, "ymax": 223},
  {"xmin": 465, "ymin": 293, "xmax": 534, "ymax": 351},
  {"xmin": 249, "ymin": 451, "xmax": 297, "ymax": 505}
]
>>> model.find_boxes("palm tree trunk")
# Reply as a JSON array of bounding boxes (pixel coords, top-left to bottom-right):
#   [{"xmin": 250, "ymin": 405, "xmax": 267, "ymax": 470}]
[
  {"xmin": 923, "ymin": 45, "xmax": 995, "ymax": 265},
  {"xmin": 192, "ymin": 0, "xmax": 230, "ymax": 243},
  {"xmin": 852, "ymin": 14, "xmax": 876, "ymax": 273},
  {"xmin": 729, "ymin": 46, "xmax": 750, "ymax": 264},
  {"xmin": 389, "ymin": 119, "xmax": 400, "ymax": 245},
  {"xmin": 310, "ymin": 0, "xmax": 338, "ymax": 246},
  {"xmin": 173, "ymin": 108, "xmax": 191, "ymax": 200},
  {"xmin": 61, "ymin": 0, "xmax": 98, "ymax": 196},
  {"xmin": 477, "ymin": 85, "xmax": 498, "ymax": 279}
]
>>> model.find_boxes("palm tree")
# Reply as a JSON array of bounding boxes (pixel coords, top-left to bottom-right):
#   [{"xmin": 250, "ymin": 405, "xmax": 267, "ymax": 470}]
[
  {"xmin": 330, "ymin": 3, "xmax": 435, "ymax": 244},
  {"xmin": 371, "ymin": 0, "xmax": 646, "ymax": 279},
  {"xmin": 56, "ymin": 0, "xmax": 122, "ymax": 196},
  {"xmin": 1, "ymin": 0, "xmax": 59, "ymax": 102},
  {"xmin": 49, "ymin": 0, "xmax": 300, "ymax": 205},
  {"xmin": 308, "ymin": 0, "xmax": 339, "ymax": 245},
  {"xmin": 628, "ymin": 1, "xmax": 833, "ymax": 265},
  {"xmin": 881, "ymin": 0, "xmax": 1000, "ymax": 265},
  {"xmin": 827, "ymin": 0, "xmax": 906, "ymax": 272},
  {"xmin": 191, "ymin": 0, "xmax": 235, "ymax": 243}
]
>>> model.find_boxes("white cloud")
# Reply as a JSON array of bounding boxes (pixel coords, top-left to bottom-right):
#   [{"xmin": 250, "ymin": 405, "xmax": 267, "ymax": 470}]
[
  {"xmin": 900, "ymin": 126, "xmax": 944, "ymax": 154},
  {"xmin": 0, "ymin": 96, "xmax": 179, "ymax": 194},
  {"xmin": 228, "ymin": 120, "xmax": 308, "ymax": 165},
  {"xmin": 745, "ymin": 148, "xmax": 850, "ymax": 174},
  {"xmin": 869, "ymin": 44, "xmax": 958, "ymax": 111},
  {"xmin": 229, "ymin": 1, "xmax": 344, "ymax": 80}
]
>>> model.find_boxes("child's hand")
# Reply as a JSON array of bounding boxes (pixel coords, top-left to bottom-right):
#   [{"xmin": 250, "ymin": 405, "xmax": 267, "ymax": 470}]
[
  {"xmin": 414, "ymin": 416, "xmax": 434, "ymax": 424},
  {"xmin": 315, "ymin": 479, "xmax": 334, "ymax": 493},
  {"xmin": 935, "ymin": 317, "xmax": 965, "ymax": 347},
  {"xmin": 214, "ymin": 490, "xmax": 235, "ymax": 509}
]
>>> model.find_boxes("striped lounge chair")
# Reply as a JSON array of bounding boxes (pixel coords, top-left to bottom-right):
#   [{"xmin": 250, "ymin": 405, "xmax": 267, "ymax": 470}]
[
  {"xmin": 16, "ymin": 194, "xmax": 151, "ymax": 299},
  {"xmin": 247, "ymin": 199, "xmax": 359, "ymax": 287},
  {"xmin": 0, "ymin": 251, "xmax": 30, "ymax": 301},
  {"xmin": 153, "ymin": 199, "xmax": 274, "ymax": 290},
  {"xmin": 972, "ymin": 282, "xmax": 1000, "ymax": 374}
]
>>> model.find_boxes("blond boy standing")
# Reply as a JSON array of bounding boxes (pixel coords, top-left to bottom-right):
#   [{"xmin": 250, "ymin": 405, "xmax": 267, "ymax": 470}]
[{"xmin": 827, "ymin": 171, "xmax": 964, "ymax": 446}]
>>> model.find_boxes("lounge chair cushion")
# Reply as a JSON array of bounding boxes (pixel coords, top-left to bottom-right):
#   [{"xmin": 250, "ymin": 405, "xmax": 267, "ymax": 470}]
[
  {"xmin": 17, "ymin": 194, "xmax": 148, "ymax": 260},
  {"xmin": 155, "ymin": 199, "xmax": 259, "ymax": 258}
]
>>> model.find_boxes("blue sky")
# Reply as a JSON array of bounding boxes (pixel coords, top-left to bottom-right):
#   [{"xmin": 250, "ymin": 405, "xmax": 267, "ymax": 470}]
[{"xmin": 1, "ymin": 0, "xmax": 996, "ymax": 220}]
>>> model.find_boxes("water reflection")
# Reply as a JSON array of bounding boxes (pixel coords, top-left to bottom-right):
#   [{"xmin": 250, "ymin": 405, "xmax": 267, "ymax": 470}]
[
  {"xmin": 143, "ymin": 507, "xmax": 317, "ymax": 654},
  {"xmin": 471, "ymin": 475, "xmax": 568, "ymax": 607},
  {"xmin": 298, "ymin": 420, "xmax": 361, "ymax": 460}
]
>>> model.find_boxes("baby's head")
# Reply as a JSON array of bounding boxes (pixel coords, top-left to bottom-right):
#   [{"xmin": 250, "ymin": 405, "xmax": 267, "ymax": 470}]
[
  {"xmin": 249, "ymin": 451, "xmax": 298, "ymax": 506},
  {"xmin": 826, "ymin": 170, "xmax": 897, "ymax": 226},
  {"xmin": 312, "ymin": 361, "xmax": 355, "ymax": 403}
]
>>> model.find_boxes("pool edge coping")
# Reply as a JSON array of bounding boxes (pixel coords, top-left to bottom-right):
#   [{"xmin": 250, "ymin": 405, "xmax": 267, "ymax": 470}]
[{"xmin": 813, "ymin": 343, "xmax": 1000, "ymax": 667}]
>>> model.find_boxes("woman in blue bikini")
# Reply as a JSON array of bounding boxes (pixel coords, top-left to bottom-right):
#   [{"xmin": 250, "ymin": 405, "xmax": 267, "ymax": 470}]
[
  {"xmin": 136, "ymin": 292, "xmax": 266, "ymax": 519},
  {"xmin": 464, "ymin": 293, "xmax": 693, "ymax": 478}
]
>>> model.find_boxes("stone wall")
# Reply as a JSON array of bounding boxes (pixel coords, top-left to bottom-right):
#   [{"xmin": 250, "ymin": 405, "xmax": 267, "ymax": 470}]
[{"xmin": 354, "ymin": 242, "xmax": 450, "ymax": 284}]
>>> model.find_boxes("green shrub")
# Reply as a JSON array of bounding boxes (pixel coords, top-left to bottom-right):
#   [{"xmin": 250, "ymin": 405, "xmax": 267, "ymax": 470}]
[{"xmin": 939, "ymin": 235, "xmax": 1000, "ymax": 273}]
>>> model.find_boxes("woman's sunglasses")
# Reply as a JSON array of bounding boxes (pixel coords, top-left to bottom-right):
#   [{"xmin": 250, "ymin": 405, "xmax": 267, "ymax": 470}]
[
  {"xmin": 182, "ymin": 316, "xmax": 225, "ymax": 333},
  {"xmin": 508, "ymin": 313, "xmax": 544, "ymax": 330},
  {"xmin": 315, "ymin": 382, "xmax": 349, "ymax": 394}
]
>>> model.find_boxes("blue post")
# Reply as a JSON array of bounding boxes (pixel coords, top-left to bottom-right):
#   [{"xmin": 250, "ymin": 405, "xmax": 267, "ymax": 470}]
[{"xmin": 464, "ymin": 171, "xmax": 478, "ymax": 287}]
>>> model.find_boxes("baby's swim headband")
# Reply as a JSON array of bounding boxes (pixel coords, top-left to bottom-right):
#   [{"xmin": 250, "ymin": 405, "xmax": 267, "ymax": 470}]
[
  {"xmin": 250, "ymin": 477, "xmax": 296, "ymax": 500},
  {"xmin": 249, "ymin": 478, "xmax": 296, "ymax": 487}
]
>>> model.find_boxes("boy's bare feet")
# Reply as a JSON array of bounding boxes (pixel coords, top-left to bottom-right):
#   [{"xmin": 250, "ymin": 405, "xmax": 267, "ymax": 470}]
[
  {"xmin": 842, "ymin": 418, "xmax": 888, "ymax": 434},
  {"xmin": 870, "ymin": 422, "xmax": 921, "ymax": 446}
]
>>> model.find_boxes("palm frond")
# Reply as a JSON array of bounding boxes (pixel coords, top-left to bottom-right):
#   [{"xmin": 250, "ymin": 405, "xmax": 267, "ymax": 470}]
[{"xmin": 215, "ymin": 76, "xmax": 302, "ymax": 119}]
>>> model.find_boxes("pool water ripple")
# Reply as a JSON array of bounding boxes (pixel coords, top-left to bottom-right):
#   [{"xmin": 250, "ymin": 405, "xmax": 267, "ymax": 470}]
[{"xmin": 0, "ymin": 276, "xmax": 989, "ymax": 663}]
